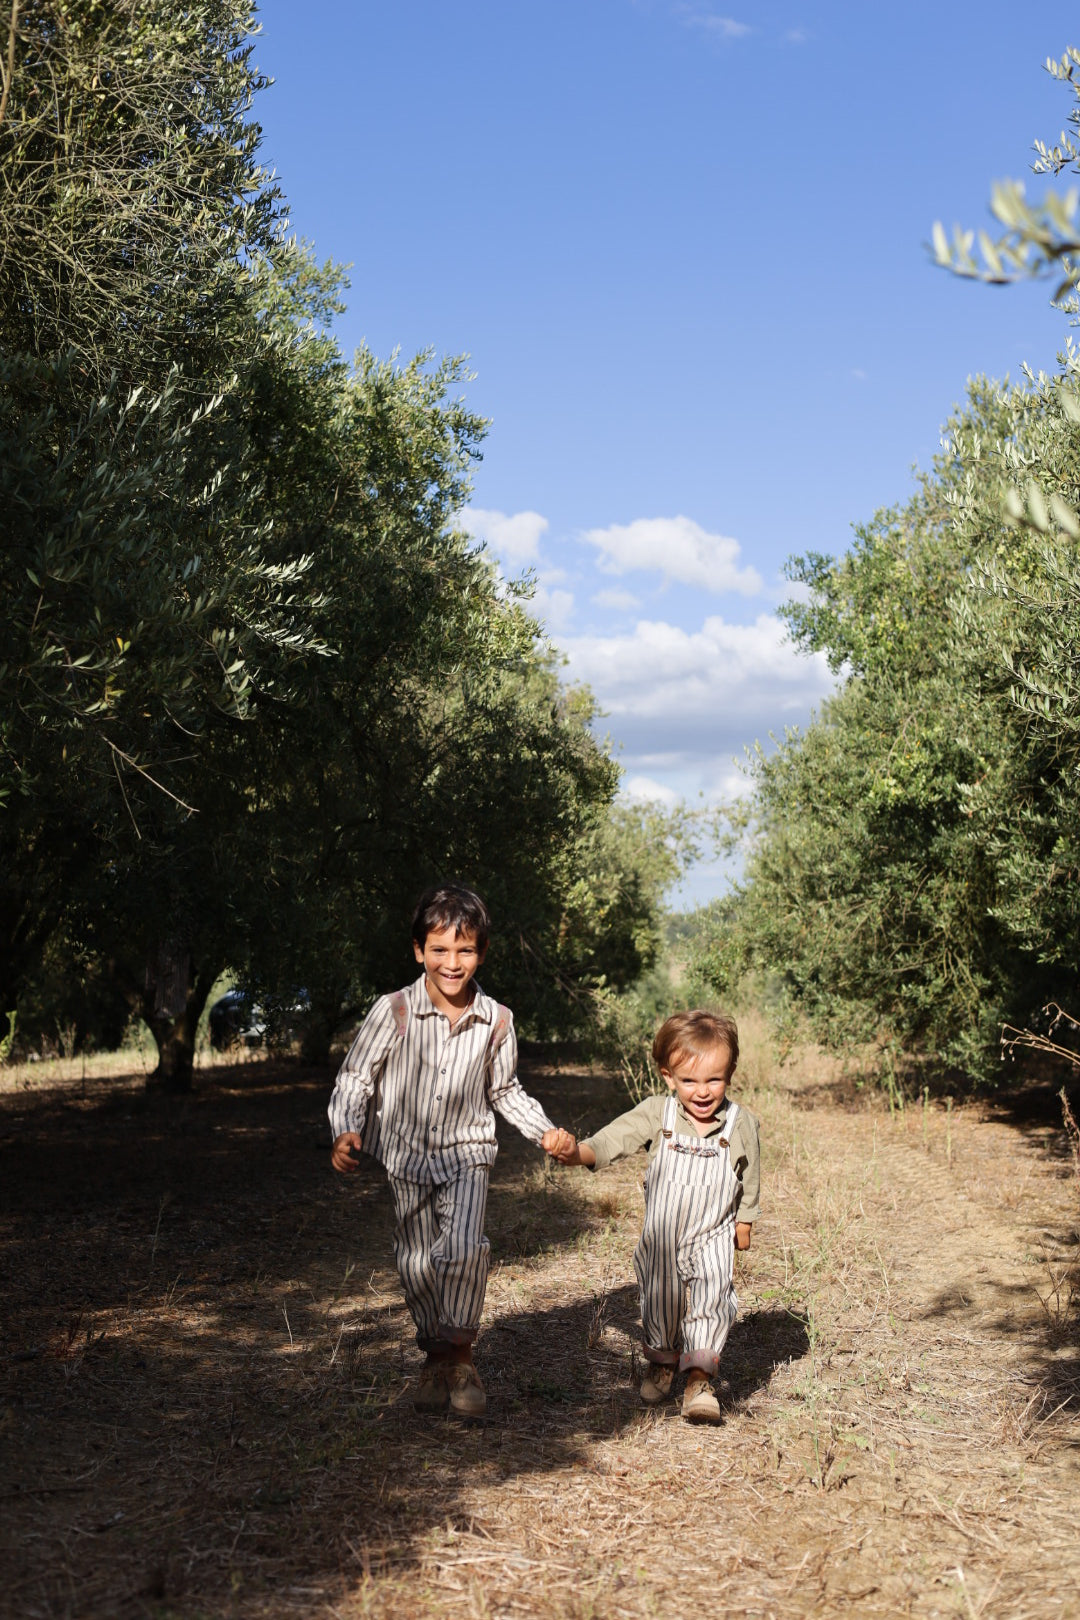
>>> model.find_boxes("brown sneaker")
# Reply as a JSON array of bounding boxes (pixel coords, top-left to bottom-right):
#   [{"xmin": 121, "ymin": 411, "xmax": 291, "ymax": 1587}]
[
  {"xmin": 446, "ymin": 1361, "xmax": 486, "ymax": 1418},
  {"xmin": 682, "ymin": 1371, "xmax": 721, "ymax": 1425},
  {"xmin": 413, "ymin": 1360, "xmax": 449, "ymax": 1413},
  {"xmin": 639, "ymin": 1365, "xmax": 676, "ymax": 1405}
]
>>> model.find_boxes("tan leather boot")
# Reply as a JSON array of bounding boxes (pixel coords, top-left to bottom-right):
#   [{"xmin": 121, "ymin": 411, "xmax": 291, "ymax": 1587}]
[
  {"xmin": 446, "ymin": 1361, "xmax": 486, "ymax": 1418},
  {"xmin": 682, "ymin": 1371, "xmax": 721, "ymax": 1424},
  {"xmin": 639, "ymin": 1365, "xmax": 676, "ymax": 1405},
  {"xmin": 412, "ymin": 1358, "xmax": 449, "ymax": 1412}
]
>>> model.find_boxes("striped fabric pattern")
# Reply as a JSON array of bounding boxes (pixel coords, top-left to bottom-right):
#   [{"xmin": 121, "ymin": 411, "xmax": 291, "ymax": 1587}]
[
  {"xmin": 635, "ymin": 1095, "xmax": 742, "ymax": 1375},
  {"xmin": 581, "ymin": 1092, "xmax": 760, "ymax": 1224},
  {"xmin": 389, "ymin": 1167, "xmax": 491, "ymax": 1345},
  {"xmin": 328, "ymin": 973, "xmax": 555, "ymax": 1183}
]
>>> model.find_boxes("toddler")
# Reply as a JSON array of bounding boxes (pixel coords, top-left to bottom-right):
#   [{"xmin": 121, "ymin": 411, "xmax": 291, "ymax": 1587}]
[{"xmin": 549, "ymin": 1009, "xmax": 759, "ymax": 1423}]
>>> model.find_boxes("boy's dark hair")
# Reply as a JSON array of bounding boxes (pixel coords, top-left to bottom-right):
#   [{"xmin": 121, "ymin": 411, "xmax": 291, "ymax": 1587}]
[
  {"xmin": 411, "ymin": 883, "xmax": 491, "ymax": 950},
  {"xmin": 653, "ymin": 1009, "xmax": 739, "ymax": 1077}
]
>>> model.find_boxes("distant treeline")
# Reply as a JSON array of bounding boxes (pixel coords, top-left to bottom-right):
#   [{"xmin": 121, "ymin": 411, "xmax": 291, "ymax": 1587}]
[
  {"xmin": 1, "ymin": 2, "xmax": 684, "ymax": 1087},
  {"xmin": 692, "ymin": 49, "xmax": 1080, "ymax": 1084}
]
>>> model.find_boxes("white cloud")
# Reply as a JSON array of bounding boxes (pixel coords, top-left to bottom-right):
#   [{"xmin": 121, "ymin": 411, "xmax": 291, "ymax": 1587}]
[
  {"xmin": 783, "ymin": 26, "xmax": 809, "ymax": 45},
  {"xmin": 566, "ymin": 609, "xmax": 835, "ymax": 902},
  {"xmin": 460, "ymin": 506, "xmax": 548, "ymax": 567},
  {"xmin": 624, "ymin": 775, "xmax": 680, "ymax": 808},
  {"xmin": 680, "ymin": 9, "xmax": 752, "ymax": 39},
  {"xmin": 592, "ymin": 586, "xmax": 642, "ymax": 612},
  {"xmin": 705, "ymin": 765, "xmax": 754, "ymax": 801},
  {"xmin": 781, "ymin": 576, "xmax": 814, "ymax": 606},
  {"xmin": 582, "ymin": 515, "xmax": 762, "ymax": 595},
  {"xmin": 533, "ymin": 584, "xmax": 576, "ymax": 632},
  {"xmin": 627, "ymin": 757, "xmax": 750, "ymax": 801},
  {"xmin": 559, "ymin": 612, "xmax": 834, "ymax": 766}
]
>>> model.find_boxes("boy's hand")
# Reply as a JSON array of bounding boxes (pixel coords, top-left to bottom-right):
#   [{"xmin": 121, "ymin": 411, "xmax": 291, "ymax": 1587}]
[
  {"xmin": 331, "ymin": 1132, "xmax": 364, "ymax": 1173},
  {"xmin": 541, "ymin": 1127, "xmax": 578, "ymax": 1163},
  {"xmin": 735, "ymin": 1221, "xmax": 752, "ymax": 1251}
]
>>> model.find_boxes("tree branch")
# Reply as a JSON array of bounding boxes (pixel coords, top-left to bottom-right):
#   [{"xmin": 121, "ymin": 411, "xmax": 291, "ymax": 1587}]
[
  {"xmin": 102, "ymin": 737, "xmax": 200, "ymax": 817},
  {"xmin": 0, "ymin": 0, "xmax": 20, "ymax": 127}
]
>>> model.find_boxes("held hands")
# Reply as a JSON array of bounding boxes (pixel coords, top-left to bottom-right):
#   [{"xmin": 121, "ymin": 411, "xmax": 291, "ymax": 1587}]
[
  {"xmin": 541, "ymin": 1127, "xmax": 581, "ymax": 1165},
  {"xmin": 331, "ymin": 1132, "xmax": 364, "ymax": 1173}
]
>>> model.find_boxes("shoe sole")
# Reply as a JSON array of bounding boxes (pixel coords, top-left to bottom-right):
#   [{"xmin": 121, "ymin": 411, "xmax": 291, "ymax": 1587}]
[
  {"xmin": 683, "ymin": 1404, "xmax": 722, "ymax": 1424},
  {"xmin": 449, "ymin": 1398, "xmax": 486, "ymax": 1419}
]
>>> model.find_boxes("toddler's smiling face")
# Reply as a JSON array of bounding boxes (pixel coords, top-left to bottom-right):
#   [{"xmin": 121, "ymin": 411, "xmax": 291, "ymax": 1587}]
[{"xmin": 660, "ymin": 1041, "xmax": 735, "ymax": 1130}]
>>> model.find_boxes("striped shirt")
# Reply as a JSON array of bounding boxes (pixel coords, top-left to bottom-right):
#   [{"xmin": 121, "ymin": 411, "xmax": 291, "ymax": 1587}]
[
  {"xmin": 582, "ymin": 1092, "xmax": 761, "ymax": 1223},
  {"xmin": 328, "ymin": 973, "xmax": 554, "ymax": 1183}
]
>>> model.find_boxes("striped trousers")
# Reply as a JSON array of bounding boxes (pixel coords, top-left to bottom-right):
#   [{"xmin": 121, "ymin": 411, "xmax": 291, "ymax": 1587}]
[
  {"xmin": 389, "ymin": 1167, "xmax": 490, "ymax": 1350},
  {"xmin": 634, "ymin": 1097, "xmax": 740, "ymax": 1375}
]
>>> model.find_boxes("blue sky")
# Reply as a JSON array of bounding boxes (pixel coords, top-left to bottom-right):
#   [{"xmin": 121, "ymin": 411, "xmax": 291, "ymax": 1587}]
[{"xmin": 250, "ymin": 1, "xmax": 1070, "ymax": 898}]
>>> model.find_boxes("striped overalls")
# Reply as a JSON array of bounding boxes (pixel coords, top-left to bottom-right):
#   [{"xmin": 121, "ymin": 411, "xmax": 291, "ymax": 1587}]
[{"xmin": 634, "ymin": 1094, "xmax": 742, "ymax": 1375}]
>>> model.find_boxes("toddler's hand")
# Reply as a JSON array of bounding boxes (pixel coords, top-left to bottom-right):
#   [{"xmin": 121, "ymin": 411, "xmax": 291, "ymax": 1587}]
[
  {"xmin": 735, "ymin": 1221, "xmax": 752, "ymax": 1251},
  {"xmin": 331, "ymin": 1131, "xmax": 364, "ymax": 1173},
  {"xmin": 541, "ymin": 1127, "xmax": 578, "ymax": 1163}
]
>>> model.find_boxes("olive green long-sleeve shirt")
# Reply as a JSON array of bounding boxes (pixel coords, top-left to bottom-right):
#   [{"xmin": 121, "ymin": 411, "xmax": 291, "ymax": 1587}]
[{"xmin": 581, "ymin": 1092, "xmax": 761, "ymax": 1224}]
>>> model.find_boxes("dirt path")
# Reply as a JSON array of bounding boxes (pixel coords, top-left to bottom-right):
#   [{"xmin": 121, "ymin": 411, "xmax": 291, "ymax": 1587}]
[{"xmin": 1, "ymin": 1024, "xmax": 1078, "ymax": 1619}]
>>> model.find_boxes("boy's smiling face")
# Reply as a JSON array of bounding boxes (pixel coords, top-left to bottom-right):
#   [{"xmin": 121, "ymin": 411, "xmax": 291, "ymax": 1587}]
[
  {"xmin": 661, "ymin": 1041, "xmax": 735, "ymax": 1127},
  {"xmin": 415, "ymin": 924, "xmax": 486, "ymax": 1012}
]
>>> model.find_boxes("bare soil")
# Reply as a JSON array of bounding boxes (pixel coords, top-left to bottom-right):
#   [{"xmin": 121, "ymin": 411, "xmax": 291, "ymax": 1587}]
[{"xmin": 2, "ymin": 1020, "xmax": 1078, "ymax": 1619}]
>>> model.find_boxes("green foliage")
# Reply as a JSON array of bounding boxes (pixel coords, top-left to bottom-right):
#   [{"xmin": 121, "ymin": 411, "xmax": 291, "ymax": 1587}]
[
  {"xmin": 690, "ymin": 50, "xmax": 1080, "ymax": 1086},
  {"xmin": 0, "ymin": 0, "xmax": 279, "ymax": 391},
  {"xmin": 1, "ymin": 2, "xmax": 683, "ymax": 1080},
  {"xmin": 542, "ymin": 800, "xmax": 697, "ymax": 1011},
  {"xmin": 691, "ymin": 382, "xmax": 1080, "ymax": 1082},
  {"xmin": 711, "ymin": 427, "xmax": 1079, "ymax": 1080},
  {"xmin": 700, "ymin": 666, "xmax": 1025, "ymax": 1078},
  {"xmin": 0, "ymin": 0, "xmax": 326, "ymax": 1007},
  {"xmin": 576, "ymin": 808, "xmax": 709, "ymax": 1097},
  {"xmin": 932, "ymin": 48, "xmax": 1080, "ymax": 305}
]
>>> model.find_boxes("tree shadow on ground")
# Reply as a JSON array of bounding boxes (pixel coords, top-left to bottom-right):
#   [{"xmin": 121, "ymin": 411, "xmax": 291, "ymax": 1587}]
[
  {"xmin": 978, "ymin": 1071, "xmax": 1080, "ymax": 1180},
  {"xmin": 0, "ymin": 1057, "xmax": 809, "ymax": 1618},
  {"xmin": 920, "ymin": 1274, "xmax": 1080, "ymax": 1434}
]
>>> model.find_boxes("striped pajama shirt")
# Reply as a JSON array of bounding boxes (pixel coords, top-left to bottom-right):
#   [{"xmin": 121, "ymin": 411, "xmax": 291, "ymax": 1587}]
[
  {"xmin": 581, "ymin": 1091, "xmax": 760, "ymax": 1376},
  {"xmin": 329, "ymin": 974, "xmax": 554, "ymax": 1348}
]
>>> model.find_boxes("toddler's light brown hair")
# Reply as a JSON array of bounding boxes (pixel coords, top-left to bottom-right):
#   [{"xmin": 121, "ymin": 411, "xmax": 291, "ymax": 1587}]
[{"xmin": 652, "ymin": 1009, "xmax": 739, "ymax": 1077}]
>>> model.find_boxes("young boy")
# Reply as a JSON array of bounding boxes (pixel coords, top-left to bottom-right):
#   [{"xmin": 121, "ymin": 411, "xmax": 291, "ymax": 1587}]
[
  {"xmin": 329, "ymin": 884, "xmax": 573, "ymax": 1418},
  {"xmin": 548, "ymin": 1009, "xmax": 759, "ymax": 1424}
]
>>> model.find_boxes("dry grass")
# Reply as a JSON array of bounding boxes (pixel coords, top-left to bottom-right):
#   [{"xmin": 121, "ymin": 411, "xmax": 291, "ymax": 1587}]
[
  {"xmin": 0, "ymin": 1044, "xmax": 267, "ymax": 1097},
  {"xmin": 1, "ymin": 1023, "xmax": 1078, "ymax": 1619}
]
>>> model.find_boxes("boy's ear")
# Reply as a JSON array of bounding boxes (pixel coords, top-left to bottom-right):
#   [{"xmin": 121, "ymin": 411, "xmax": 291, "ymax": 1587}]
[
  {"xmin": 660, "ymin": 1069, "xmax": 676, "ymax": 1091},
  {"xmin": 413, "ymin": 940, "xmax": 425, "ymax": 963}
]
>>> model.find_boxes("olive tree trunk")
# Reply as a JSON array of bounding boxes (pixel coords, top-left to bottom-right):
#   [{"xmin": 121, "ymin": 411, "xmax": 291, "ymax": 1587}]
[{"xmin": 118, "ymin": 945, "xmax": 220, "ymax": 1093}]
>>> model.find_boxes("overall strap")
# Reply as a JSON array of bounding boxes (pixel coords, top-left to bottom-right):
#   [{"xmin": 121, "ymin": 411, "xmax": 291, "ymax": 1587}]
[
  {"xmin": 660, "ymin": 1093, "xmax": 678, "ymax": 1137},
  {"xmin": 718, "ymin": 1100, "xmax": 739, "ymax": 1146},
  {"xmin": 388, "ymin": 990, "xmax": 409, "ymax": 1039},
  {"xmin": 489, "ymin": 1003, "xmax": 512, "ymax": 1055}
]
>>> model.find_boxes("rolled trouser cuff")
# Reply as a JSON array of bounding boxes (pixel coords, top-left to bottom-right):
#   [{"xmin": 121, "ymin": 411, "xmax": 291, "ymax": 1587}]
[
  {"xmin": 642, "ymin": 1342, "xmax": 681, "ymax": 1367},
  {"xmin": 679, "ymin": 1348, "xmax": 720, "ymax": 1375},
  {"xmin": 434, "ymin": 1321, "xmax": 478, "ymax": 1346},
  {"xmin": 416, "ymin": 1330, "xmax": 476, "ymax": 1355}
]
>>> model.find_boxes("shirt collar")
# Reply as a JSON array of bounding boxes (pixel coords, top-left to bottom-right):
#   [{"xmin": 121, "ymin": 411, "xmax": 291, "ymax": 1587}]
[
  {"xmin": 409, "ymin": 971, "xmax": 493, "ymax": 1025},
  {"xmin": 674, "ymin": 1096, "xmax": 731, "ymax": 1136}
]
